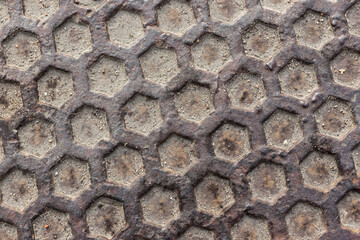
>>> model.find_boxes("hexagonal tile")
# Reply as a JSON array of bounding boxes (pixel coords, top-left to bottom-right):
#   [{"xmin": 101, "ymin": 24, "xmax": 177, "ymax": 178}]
[
  {"xmin": 139, "ymin": 46, "xmax": 179, "ymax": 85},
  {"xmin": 87, "ymin": 55, "xmax": 128, "ymax": 97},
  {"xmin": 231, "ymin": 215, "xmax": 271, "ymax": 240},
  {"xmin": 226, "ymin": 72, "xmax": 267, "ymax": 111},
  {"xmin": 300, "ymin": 151, "xmax": 339, "ymax": 192},
  {"xmin": 18, "ymin": 119, "xmax": 56, "ymax": 158},
  {"xmin": 278, "ymin": 59, "xmax": 318, "ymax": 100},
  {"xmin": 74, "ymin": 0, "xmax": 105, "ymax": 9},
  {"xmin": 140, "ymin": 186, "xmax": 180, "ymax": 228},
  {"xmin": 208, "ymin": 0, "xmax": 246, "ymax": 24},
  {"xmin": 70, "ymin": 106, "xmax": 110, "ymax": 147},
  {"xmin": 211, "ymin": 123, "xmax": 251, "ymax": 163},
  {"xmin": 54, "ymin": 18, "xmax": 92, "ymax": 59},
  {"xmin": 178, "ymin": 226, "xmax": 215, "ymax": 240},
  {"xmin": 346, "ymin": 1, "xmax": 360, "ymax": 37},
  {"xmin": 260, "ymin": 0, "xmax": 298, "ymax": 13},
  {"xmin": 337, "ymin": 191, "xmax": 360, "ymax": 233},
  {"xmin": 285, "ymin": 203, "xmax": 326, "ymax": 240},
  {"xmin": 86, "ymin": 197, "xmax": 127, "ymax": 239},
  {"xmin": 314, "ymin": 98, "xmax": 356, "ymax": 139},
  {"xmin": 330, "ymin": 50, "xmax": 360, "ymax": 88},
  {"xmin": 294, "ymin": 11, "xmax": 334, "ymax": 51},
  {"xmin": 263, "ymin": 110, "xmax": 303, "ymax": 150},
  {"xmin": 248, "ymin": 162, "xmax": 288, "ymax": 205},
  {"xmin": 0, "ymin": 0, "xmax": 9, "ymax": 29},
  {"xmin": 105, "ymin": 145, "xmax": 145, "ymax": 187},
  {"xmin": 242, "ymin": 22, "xmax": 282, "ymax": 61},
  {"xmin": 23, "ymin": 0, "xmax": 59, "ymax": 21},
  {"xmin": 0, "ymin": 82, "xmax": 22, "ymax": 119},
  {"xmin": 123, "ymin": 94, "xmax": 163, "ymax": 135},
  {"xmin": 0, "ymin": 221, "xmax": 17, "ymax": 240},
  {"xmin": 157, "ymin": 0, "xmax": 196, "ymax": 36},
  {"xmin": 174, "ymin": 83, "xmax": 214, "ymax": 123},
  {"xmin": 158, "ymin": 134, "xmax": 198, "ymax": 175},
  {"xmin": 192, "ymin": 34, "xmax": 231, "ymax": 73},
  {"xmin": 33, "ymin": 208, "xmax": 72, "ymax": 240},
  {"xmin": 194, "ymin": 174, "xmax": 235, "ymax": 216},
  {"xmin": 37, "ymin": 68, "xmax": 74, "ymax": 108},
  {"xmin": 352, "ymin": 145, "xmax": 360, "ymax": 176},
  {"xmin": 107, "ymin": 10, "xmax": 144, "ymax": 47},
  {"xmin": 3, "ymin": 31, "xmax": 41, "ymax": 69},
  {"xmin": 0, "ymin": 169, "xmax": 38, "ymax": 212},
  {"xmin": 51, "ymin": 156, "xmax": 91, "ymax": 199}
]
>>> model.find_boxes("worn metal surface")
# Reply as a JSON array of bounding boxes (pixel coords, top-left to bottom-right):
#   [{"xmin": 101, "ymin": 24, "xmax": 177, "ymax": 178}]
[{"xmin": 0, "ymin": 0, "xmax": 359, "ymax": 239}]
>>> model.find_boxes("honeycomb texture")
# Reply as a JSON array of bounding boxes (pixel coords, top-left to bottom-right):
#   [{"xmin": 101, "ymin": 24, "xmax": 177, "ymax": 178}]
[{"xmin": 0, "ymin": 0, "xmax": 359, "ymax": 239}]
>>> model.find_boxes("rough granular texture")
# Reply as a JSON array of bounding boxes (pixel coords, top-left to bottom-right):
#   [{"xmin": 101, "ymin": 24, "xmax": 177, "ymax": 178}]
[{"xmin": 0, "ymin": 0, "xmax": 360, "ymax": 239}]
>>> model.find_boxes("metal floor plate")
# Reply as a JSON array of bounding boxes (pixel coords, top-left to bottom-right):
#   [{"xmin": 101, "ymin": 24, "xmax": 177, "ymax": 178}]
[{"xmin": 0, "ymin": 0, "xmax": 360, "ymax": 239}]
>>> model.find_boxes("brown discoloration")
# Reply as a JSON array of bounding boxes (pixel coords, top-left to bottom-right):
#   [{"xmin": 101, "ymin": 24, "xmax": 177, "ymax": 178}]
[
  {"xmin": 217, "ymin": 132, "xmax": 244, "ymax": 158},
  {"xmin": 203, "ymin": 43, "xmax": 219, "ymax": 64},
  {"xmin": 250, "ymin": 35, "xmax": 269, "ymax": 54},
  {"xmin": 272, "ymin": 119, "xmax": 294, "ymax": 143},
  {"xmin": 214, "ymin": 0, "xmax": 238, "ymax": 20},
  {"xmin": 293, "ymin": 213, "xmax": 317, "ymax": 235}
]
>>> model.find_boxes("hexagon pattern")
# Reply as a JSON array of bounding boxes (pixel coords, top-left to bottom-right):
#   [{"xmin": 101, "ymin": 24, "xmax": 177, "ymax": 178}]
[
  {"xmin": 0, "ymin": 169, "xmax": 38, "ymax": 212},
  {"xmin": 0, "ymin": 1, "xmax": 359, "ymax": 239},
  {"xmin": 86, "ymin": 197, "xmax": 127, "ymax": 239},
  {"xmin": 314, "ymin": 98, "xmax": 356, "ymax": 139},
  {"xmin": 105, "ymin": 145, "xmax": 145, "ymax": 187},
  {"xmin": 194, "ymin": 174, "xmax": 235, "ymax": 216},
  {"xmin": 158, "ymin": 134, "xmax": 197, "ymax": 175},
  {"xmin": 140, "ymin": 186, "xmax": 180, "ymax": 228}
]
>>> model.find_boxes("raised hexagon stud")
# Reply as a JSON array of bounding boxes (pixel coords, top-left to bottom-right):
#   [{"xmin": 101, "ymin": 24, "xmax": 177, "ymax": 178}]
[
  {"xmin": 3, "ymin": 31, "xmax": 41, "ymax": 69},
  {"xmin": 294, "ymin": 11, "xmax": 334, "ymax": 51},
  {"xmin": 75, "ymin": 0, "xmax": 105, "ymax": 9},
  {"xmin": 54, "ymin": 18, "xmax": 92, "ymax": 59},
  {"xmin": 337, "ymin": 191, "xmax": 360, "ymax": 233},
  {"xmin": 330, "ymin": 50, "xmax": 360, "ymax": 88},
  {"xmin": 18, "ymin": 119, "xmax": 56, "ymax": 158},
  {"xmin": 70, "ymin": 106, "xmax": 110, "ymax": 147},
  {"xmin": 0, "ymin": 168, "xmax": 38, "ymax": 212},
  {"xmin": 260, "ymin": 0, "xmax": 298, "ymax": 13},
  {"xmin": 263, "ymin": 110, "xmax": 303, "ymax": 150},
  {"xmin": 226, "ymin": 72, "xmax": 267, "ymax": 111},
  {"xmin": 139, "ymin": 46, "xmax": 180, "ymax": 85},
  {"xmin": 23, "ymin": 0, "xmax": 59, "ymax": 21},
  {"xmin": 346, "ymin": 1, "xmax": 360, "ymax": 37},
  {"xmin": 192, "ymin": 34, "xmax": 231, "ymax": 73},
  {"xmin": 158, "ymin": 134, "xmax": 198, "ymax": 175},
  {"xmin": 0, "ymin": 221, "xmax": 17, "ymax": 240},
  {"xmin": 157, "ymin": 0, "xmax": 196, "ymax": 36},
  {"xmin": 278, "ymin": 59, "xmax": 318, "ymax": 100},
  {"xmin": 178, "ymin": 226, "xmax": 215, "ymax": 240},
  {"xmin": 0, "ymin": 0, "xmax": 9, "ymax": 29},
  {"xmin": 242, "ymin": 22, "xmax": 282, "ymax": 61},
  {"xmin": 86, "ymin": 197, "xmax": 127, "ymax": 239},
  {"xmin": 33, "ymin": 208, "xmax": 73, "ymax": 240},
  {"xmin": 0, "ymin": 137, "xmax": 4, "ymax": 162},
  {"xmin": 208, "ymin": 0, "xmax": 246, "ymax": 24},
  {"xmin": 285, "ymin": 203, "xmax": 326, "ymax": 240},
  {"xmin": 194, "ymin": 174, "xmax": 235, "ymax": 216},
  {"xmin": 87, "ymin": 55, "xmax": 128, "ymax": 97},
  {"xmin": 231, "ymin": 215, "xmax": 271, "ymax": 240},
  {"xmin": 140, "ymin": 186, "xmax": 180, "ymax": 228},
  {"xmin": 211, "ymin": 123, "xmax": 251, "ymax": 163},
  {"xmin": 0, "ymin": 82, "xmax": 22, "ymax": 119},
  {"xmin": 37, "ymin": 68, "xmax": 74, "ymax": 108},
  {"xmin": 123, "ymin": 94, "xmax": 163, "ymax": 135},
  {"xmin": 248, "ymin": 162, "xmax": 288, "ymax": 205},
  {"xmin": 174, "ymin": 83, "xmax": 214, "ymax": 123},
  {"xmin": 105, "ymin": 145, "xmax": 145, "ymax": 187},
  {"xmin": 51, "ymin": 156, "xmax": 91, "ymax": 199},
  {"xmin": 314, "ymin": 98, "xmax": 356, "ymax": 139},
  {"xmin": 107, "ymin": 10, "xmax": 145, "ymax": 47},
  {"xmin": 300, "ymin": 151, "xmax": 339, "ymax": 192}
]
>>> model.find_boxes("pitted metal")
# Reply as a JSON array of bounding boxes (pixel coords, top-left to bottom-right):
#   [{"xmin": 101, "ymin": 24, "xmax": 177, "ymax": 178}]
[{"xmin": 0, "ymin": 0, "xmax": 359, "ymax": 239}]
